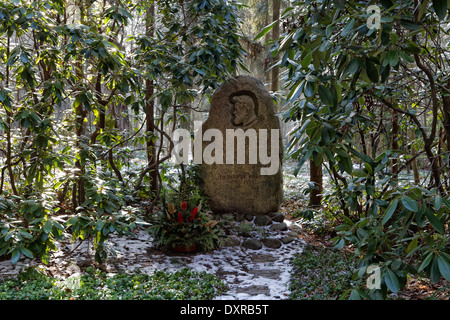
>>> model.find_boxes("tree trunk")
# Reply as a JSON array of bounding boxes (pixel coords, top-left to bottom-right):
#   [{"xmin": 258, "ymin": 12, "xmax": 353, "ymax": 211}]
[
  {"xmin": 5, "ymin": 115, "xmax": 17, "ymax": 196},
  {"xmin": 145, "ymin": 3, "xmax": 158, "ymax": 196},
  {"xmin": 264, "ymin": 0, "xmax": 271, "ymax": 88},
  {"xmin": 271, "ymin": 0, "xmax": 280, "ymax": 95},
  {"xmin": 309, "ymin": 158, "xmax": 323, "ymax": 208},
  {"xmin": 408, "ymin": 128, "xmax": 420, "ymax": 184},
  {"xmin": 391, "ymin": 109, "xmax": 399, "ymax": 183},
  {"xmin": 442, "ymin": 79, "xmax": 450, "ymax": 176},
  {"xmin": 90, "ymin": 72, "xmax": 104, "ymax": 144},
  {"xmin": 74, "ymin": 59, "xmax": 86, "ymax": 208},
  {"xmin": 3, "ymin": 35, "xmax": 18, "ymax": 195}
]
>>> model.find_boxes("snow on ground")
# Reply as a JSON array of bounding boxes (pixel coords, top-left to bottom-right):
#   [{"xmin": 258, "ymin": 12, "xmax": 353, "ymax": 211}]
[
  {"xmin": 0, "ymin": 219, "xmax": 306, "ymax": 300},
  {"xmin": 1, "ymin": 161, "xmax": 309, "ymax": 299}
]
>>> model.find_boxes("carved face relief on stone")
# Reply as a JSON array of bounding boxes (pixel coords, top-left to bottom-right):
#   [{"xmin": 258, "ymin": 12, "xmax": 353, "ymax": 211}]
[{"xmin": 231, "ymin": 94, "xmax": 257, "ymax": 128}]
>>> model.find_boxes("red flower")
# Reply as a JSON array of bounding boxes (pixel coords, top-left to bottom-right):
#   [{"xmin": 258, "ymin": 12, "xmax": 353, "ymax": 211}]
[
  {"xmin": 181, "ymin": 201, "xmax": 188, "ymax": 211},
  {"xmin": 177, "ymin": 212, "xmax": 184, "ymax": 225},
  {"xmin": 189, "ymin": 207, "xmax": 198, "ymax": 222}
]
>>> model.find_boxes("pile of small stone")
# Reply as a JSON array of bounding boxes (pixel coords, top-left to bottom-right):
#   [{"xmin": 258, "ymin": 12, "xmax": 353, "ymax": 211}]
[{"xmin": 219, "ymin": 212, "xmax": 301, "ymax": 251}]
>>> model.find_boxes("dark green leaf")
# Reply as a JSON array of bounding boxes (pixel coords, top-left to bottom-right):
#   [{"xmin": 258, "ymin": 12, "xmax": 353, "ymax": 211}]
[
  {"xmin": 406, "ymin": 237, "xmax": 418, "ymax": 255},
  {"xmin": 19, "ymin": 230, "xmax": 33, "ymax": 239},
  {"xmin": 318, "ymin": 85, "xmax": 334, "ymax": 108},
  {"xmin": 43, "ymin": 220, "xmax": 53, "ymax": 233},
  {"xmin": 382, "ymin": 198, "xmax": 398, "ymax": 225},
  {"xmin": 345, "ymin": 145, "xmax": 375, "ymax": 168},
  {"xmin": 386, "ymin": 50, "xmax": 399, "ymax": 67},
  {"xmin": 400, "ymin": 20, "xmax": 419, "ymax": 30},
  {"xmin": 430, "ymin": 256, "xmax": 440, "ymax": 283},
  {"xmin": 321, "ymin": 127, "xmax": 331, "ymax": 145},
  {"xmin": 341, "ymin": 18, "xmax": 355, "ymax": 37},
  {"xmin": 380, "ymin": 64, "xmax": 390, "ymax": 82},
  {"xmin": 20, "ymin": 53, "xmax": 29, "ymax": 64},
  {"xmin": 349, "ymin": 289, "xmax": 361, "ymax": 300},
  {"xmin": 254, "ymin": 20, "xmax": 277, "ymax": 40},
  {"xmin": 20, "ymin": 247, "xmax": 34, "ymax": 259},
  {"xmin": 279, "ymin": 31, "xmax": 294, "ymax": 52},
  {"xmin": 339, "ymin": 155, "xmax": 353, "ymax": 174},
  {"xmin": 416, "ymin": 205, "xmax": 426, "ymax": 227},
  {"xmin": 365, "ymin": 59, "xmax": 379, "ymax": 83},
  {"xmin": 334, "ymin": 238, "xmax": 345, "ymax": 250},
  {"xmin": 67, "ymin": 216, "xmax": 78, "ymax": 226},
  {"xmin": 437, "ymin": 255, "xmax": 450, "ymax": 281},
  {"xmin": 424, "ymin": 209, "xmax": 445, "ymax": 234},
  {"xmin": 11, "ymin": 249, "xmax": 21, "ymax": 264},
  {"xmin": 333, "ymin": 0, "xmax": 346, "ymax": 10},
  {"xmin": 287, "ymin": 81, "xmax": 305, "ymax": 102},
  {"xmin": 304, "ymin": 81, "xmax": 315, "ymax": 97},
  {"xmin": 432, "ymin": 0, "xmax": 448, "ymax": 20},
  {"xmin": 401, "ymin": 196, "xmax": 418, "ymax": 212},
  {"xmin": 301, "ymin": 52, "xmax": 313, "ymax": 69},
  {"xmin": 380, "ymin": 0, "xmax": 394, "ymax": 9},
  {"xmin": 418, "ymin": 0, "xmax": 431, "ymax": 20},
  {"xmin": 434, "ymin": 195, "xmax": 443, "ymax": 210},
  {"xmin": 398, "ymin": 51, "xmax": 414, "ymax": 63},
  {"xmin": 384, "ymin": 269, "xmax": 400, "ymax": 293},
  {"xmin": 418, "ymin": 252, "xmax": 433, "ymax": 272},
  {"xmin": 344, "ymin": 58, "xmax": 360, "ymax": 76}
]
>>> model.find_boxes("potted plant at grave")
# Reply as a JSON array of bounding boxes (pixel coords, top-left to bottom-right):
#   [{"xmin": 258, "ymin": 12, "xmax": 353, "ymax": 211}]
[{"xmin": 149, "ymin": 201, "xmax": 223, "ymax": 252}]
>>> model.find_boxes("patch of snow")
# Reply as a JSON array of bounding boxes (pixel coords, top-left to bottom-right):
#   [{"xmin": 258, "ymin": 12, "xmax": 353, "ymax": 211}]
[{"xmin": 0, "ymin": 222, "xmax": 305, "ymax": 300}]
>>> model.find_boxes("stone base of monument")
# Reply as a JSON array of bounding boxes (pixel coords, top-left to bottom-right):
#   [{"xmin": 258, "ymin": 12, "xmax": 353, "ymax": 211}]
[{"xmin": 218, "ymin": 211, "xmax": 301, "ymax": 251}]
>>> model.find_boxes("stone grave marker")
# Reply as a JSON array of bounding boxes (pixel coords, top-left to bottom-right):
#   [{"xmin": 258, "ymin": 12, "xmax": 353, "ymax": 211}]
[{"xmin": 199, "ymin": 76, "xmax": 283, "ymax": 215}]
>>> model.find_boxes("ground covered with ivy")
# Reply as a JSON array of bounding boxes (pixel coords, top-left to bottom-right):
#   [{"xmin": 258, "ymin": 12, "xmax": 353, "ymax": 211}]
[{"xmin": 0, "ymin": 267, "xmax": 227, "ymax": 300}]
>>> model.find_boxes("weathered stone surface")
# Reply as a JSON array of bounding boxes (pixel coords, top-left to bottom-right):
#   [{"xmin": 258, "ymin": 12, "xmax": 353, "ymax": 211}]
[
  {"xmin": 236, "ymin": 285, "xmax": 270, "ymax": 295},
  {"xmin": 254, "ymin": 215, "xmax": 272, "ymax": 226},
  {"xmin": 242, "ymin": 239, "xmax": 263, "ymax": 250},
  {"xmin": 200, "ymin": 76, "xmax": 283, "ymax": 216},
  {"xmin": 251, "ymin": 253, "xmax": 278, "ymax": 263},
  {"xmin": 270, "ymin": 222, "xmax": 288, "ymax": 232},
  {"xmin": 248, "ymin": 269, "xmax": 281, "ymax": 279},
  {"xmin": 262, "ymin": 238, "xmax": 282, "ymax": 249},
  {"xmin": 287, "ymin": 231, "xmax": 299, "ymax": 238},
  {"xmin": 268, "ymin": 211, "xmax": 284, "ymax": 222},
  {"xmin": 281, "ymin": 236, "xmax": 296, "ymax": 244}
]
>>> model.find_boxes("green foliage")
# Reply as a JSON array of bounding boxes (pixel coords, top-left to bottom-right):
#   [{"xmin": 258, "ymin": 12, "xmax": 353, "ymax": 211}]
[
  {"xmin": 162, "ymin": 163, "xmax": 207, "ymax": 207},
  {"xmin": 0, "ymin": 191, "xmax": 64, "ymax": 264},
  {"xmin": 66, "ymin": 169, "xmax": 145, "ymax": 263},
  {"xmin": 332, "ymin": 175, "xmax": 450, "ymax": 298},
  {"xmin": 152, "ymin": 162, "xmax": 223, "ymax": 251},
  {"xmin": 131, "ymin": 0, "xmax": 245, "ymax": 102},
  {"xmin": 0, "ymin": 0, "xmax": 244, "ymax": 266},
  {"xmin": 238, "ymin": 222, "xmax": 255, "ymax": 237},
  {"xmin": 0, "ymin": 266, "xmax": 228, "ymax": 300},
  {"xmin": 149, "ymin": 201, "xmax": 223, "ymax": 252},
  {"xmin": 275, "ymin": 0, "xmax": 450, "ymax": 299},
  {"xmin": 0, "ymin": 175, "xmax": 144, "ymax": 264},
  {"xmin": 289, "ymin": 245, "xmax": 359, "ymax": 300}
]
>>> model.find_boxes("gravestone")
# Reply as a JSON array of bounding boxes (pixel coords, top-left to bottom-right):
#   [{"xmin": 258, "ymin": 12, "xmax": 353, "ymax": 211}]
[{"xmin": 200, "ymin": 76, "xmax": 283, "ymax": 215}]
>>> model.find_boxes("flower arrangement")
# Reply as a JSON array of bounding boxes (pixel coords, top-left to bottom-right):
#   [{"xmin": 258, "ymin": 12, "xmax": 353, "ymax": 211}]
[{"xmin": 150, "ymin": 201, "xmax": 222, "ymax": 252}]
